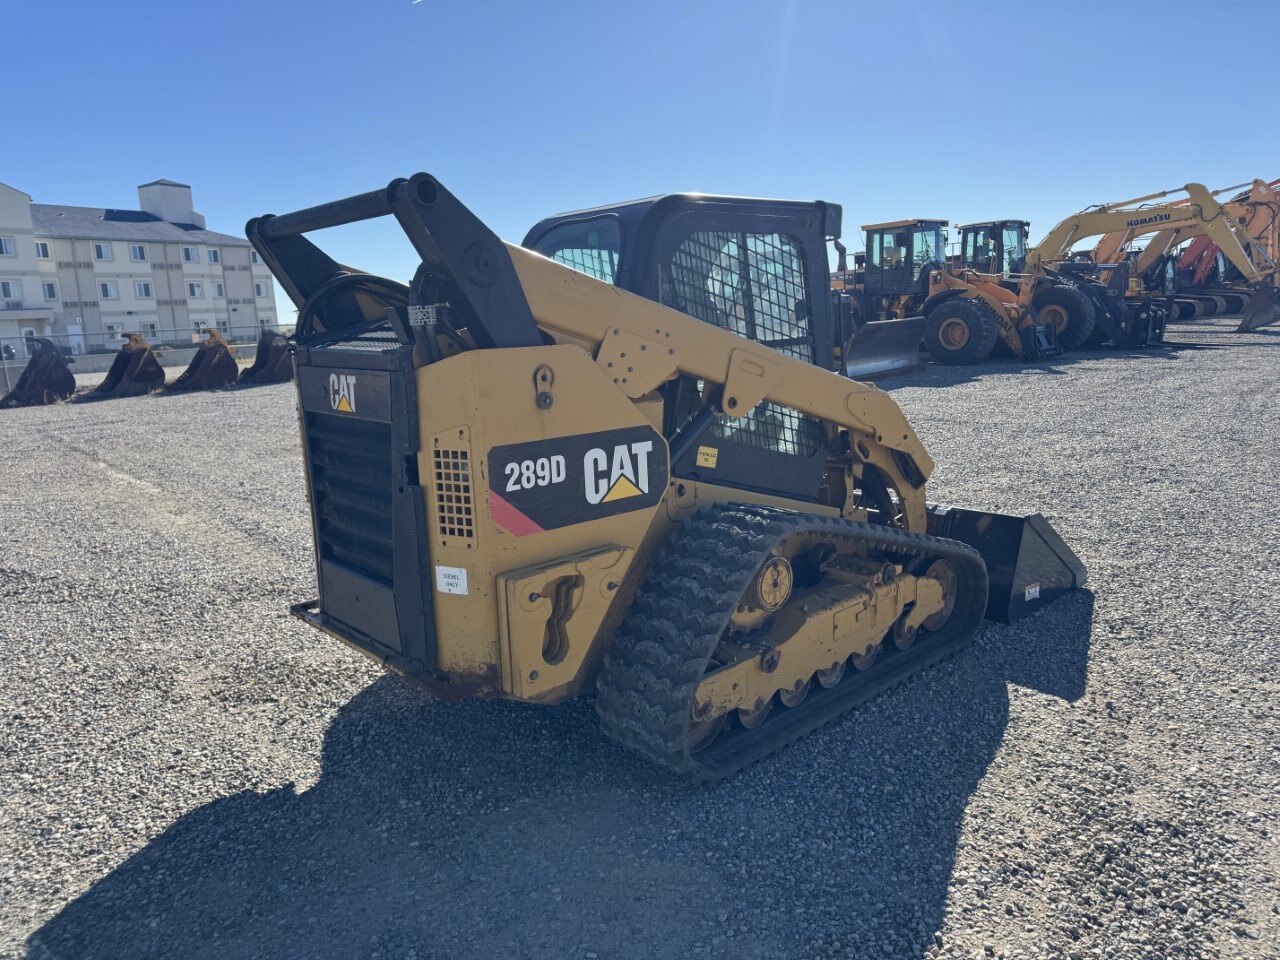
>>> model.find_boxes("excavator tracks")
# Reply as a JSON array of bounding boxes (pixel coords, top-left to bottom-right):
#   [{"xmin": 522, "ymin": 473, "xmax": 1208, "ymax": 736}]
[{"xmin": 595, "ymin": 504, "xmax": 988, "ymax": 783}]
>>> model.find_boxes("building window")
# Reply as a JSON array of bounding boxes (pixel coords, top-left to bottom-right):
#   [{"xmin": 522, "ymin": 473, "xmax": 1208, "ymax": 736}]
[
  {"xmin": 213, "ymin": 281, "xmax": 225, "ymax": 298},
  {"xmin": 251, "ymin": 250, "xmax": 262, "ymax": 264},
  {"xmin": 135, "ymin": 281, "xmax": 153, "ymax": 299},
  {"xmin": 187, "ymin": 281, "xmax": 204, "ymax": 298},
  {"xmin": 207, "ymin": 248, "xmax": 220, "ymax": 264},
  {"xmin": 0, "ymin": 279, "xmax": 22, "ymax": 299},
  {"xmin": 94, "ymin": 242, "xmax": 113, "ymax": 261},
  {"xmin": 99, "ymin": 281, "xmax": 118, "ymax": 300},
  {"xmin": 254, "ymin": 282, "xmax": 268, "ymax": 297},
  {"xmin": 42, "ymin": 281, "xmax": 58, "ymax": 301},
  {"xmin": 35, "ymin": 241, "xmax": 51, "ymax": 259},
  {"xmin": 104, "ymin": 323, "xmax": 121, "ymax": 338},
  {"xmin": 0, "ymin": 237, "xmax": 15, "ymax": 256},
  {"xmin": 216, "ymin": 318, "xmax": 230, "ymax": 334},
  {"xmin": 130, "ymin": 243, "xmax": 147, "ymax": 261},
  {"xmin": 141, "ymin": 322, "xmax": 158, "ymax": 339},
  {"xmin": 182, "ymin": 246, "xmax": 198, "ymax": 263}
]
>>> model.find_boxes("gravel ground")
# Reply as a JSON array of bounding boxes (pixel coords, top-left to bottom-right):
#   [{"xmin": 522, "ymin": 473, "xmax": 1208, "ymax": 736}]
[{"xmin": 1, "ymin": 316, "xmax": 1277, "ymax": 960}]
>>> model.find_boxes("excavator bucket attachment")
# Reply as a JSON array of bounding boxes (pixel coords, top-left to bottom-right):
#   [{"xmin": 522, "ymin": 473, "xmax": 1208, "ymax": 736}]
[
  {"xmin": 83, "ymin": 333, "xmax": 165, "ymax": 400},
  {"xmin": 167, "ymin": 329, "xmax": 238, "ymax": 391},
  {"xmin": 238, "ymin": 329, "xmax": 293, "ymax": 384},
  {"xmin": 928, "ymin": 505, "xmax": 1088, "ymax": 623},
  {"xmin": 1, "ymin": 338, "xmax": 76, "ymax": 408},
  {"xmin": 842, "ymin": 316, "xmax": 926, "ymax": 380},
  {"xmin": 1237, "ymin": 286, "xmax": 1280, "ymax": 331}
]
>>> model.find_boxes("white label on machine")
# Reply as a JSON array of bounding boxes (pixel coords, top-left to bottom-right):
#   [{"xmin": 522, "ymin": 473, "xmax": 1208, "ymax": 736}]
[
  {"xmin": 435, "ymin": 565, "xmax": 469, "ymax": 595},
  {"xmin": 1025, "ymin": 582, "xmax": 1041, "ymax": 602}
]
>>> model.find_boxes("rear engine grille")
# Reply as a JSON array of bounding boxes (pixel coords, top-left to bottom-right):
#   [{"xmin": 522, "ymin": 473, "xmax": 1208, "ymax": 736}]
[
  {"xmin": 306, "ymin": 412, "xmax": 393, "ymax": 583},
  {"xmin": 433, "ymin": 448, "xmax": 474, "ymax": 540}
]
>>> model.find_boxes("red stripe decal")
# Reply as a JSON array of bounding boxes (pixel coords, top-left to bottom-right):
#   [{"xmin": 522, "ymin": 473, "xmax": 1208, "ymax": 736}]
[{"xmin": 489, "ymin": 491, "xmax": 544, "ymax": 536}]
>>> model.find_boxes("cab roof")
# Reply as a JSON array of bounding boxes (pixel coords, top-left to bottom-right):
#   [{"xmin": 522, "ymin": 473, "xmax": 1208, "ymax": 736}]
[{"xmin": 861, "ymin": 218, "xmax": 948, "ymax": 231}]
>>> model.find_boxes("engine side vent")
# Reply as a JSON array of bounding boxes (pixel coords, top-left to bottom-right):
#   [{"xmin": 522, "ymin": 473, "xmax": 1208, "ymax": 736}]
[{"xmin": 432, "ymin": 440, "xmax": 474, "ymax": 543}]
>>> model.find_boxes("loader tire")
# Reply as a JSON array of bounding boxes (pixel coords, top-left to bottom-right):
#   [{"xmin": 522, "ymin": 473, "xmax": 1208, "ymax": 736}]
[
  {"xmin": 923, "ymin": 299, "xmax": 999, "ymax": 364},
  {"xmin": 1032, "ymin": 285, "xmax": 1096, "ymax": 350}
]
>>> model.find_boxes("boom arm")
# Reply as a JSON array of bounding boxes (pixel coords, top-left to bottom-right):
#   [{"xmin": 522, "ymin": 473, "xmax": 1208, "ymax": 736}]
[{"xmin": 1026, "ymin": 183, "xmax": 1273, "ymax": 284}]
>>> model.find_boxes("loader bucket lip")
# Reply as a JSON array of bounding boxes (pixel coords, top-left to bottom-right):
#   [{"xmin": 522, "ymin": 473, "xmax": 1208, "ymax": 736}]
[
  {"xmin": 843, "ymin": 316, "xmax": 927, "ymax": 381},
  {"xmin": 1236, "ymin": 286, "xmax": 1280, "ymax": 332},
  {"xmin": 926, "ymin": 504, "xmax": 1087, "ymax": 623}
]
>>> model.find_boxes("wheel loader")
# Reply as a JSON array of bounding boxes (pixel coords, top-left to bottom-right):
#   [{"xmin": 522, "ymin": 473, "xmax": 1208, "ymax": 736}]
[
  {"xmin": 247, "ymin": 173, "xmax": 1085, "ymax": 782},
  {"xmin": 832, "ymin": 218, "xmax": 1062, "ymax": 365}
]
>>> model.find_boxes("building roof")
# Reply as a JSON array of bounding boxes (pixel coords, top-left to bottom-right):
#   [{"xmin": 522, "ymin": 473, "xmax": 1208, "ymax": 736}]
[
  {"xmin": 138, "ymin": 178, "xmax": 191, "ymax": 188},
  {"xmin": 29, "ymin": 204, "xmax": 249, "ymax": 246}
]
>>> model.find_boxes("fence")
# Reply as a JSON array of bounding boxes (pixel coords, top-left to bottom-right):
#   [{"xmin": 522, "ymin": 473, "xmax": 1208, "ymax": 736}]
[{"xmin": 0, "ymin": 323, "xmax": 286, "ymax": 392}]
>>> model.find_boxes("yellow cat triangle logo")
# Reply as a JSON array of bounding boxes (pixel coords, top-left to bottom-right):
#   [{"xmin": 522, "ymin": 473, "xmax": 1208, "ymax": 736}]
[
  {"xmin": 335, "ymin": 395, "xmax": 354, "ymax": 413},
  {"xmin": 602, "ymin": 475, "xmax": 643, "ymax": 503}
]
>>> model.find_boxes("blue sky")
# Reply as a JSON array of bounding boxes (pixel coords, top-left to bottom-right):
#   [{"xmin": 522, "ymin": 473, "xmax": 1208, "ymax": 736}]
[{"xmin": 5, "ymin": 0, "xmax": 1273, "ymax": 322}]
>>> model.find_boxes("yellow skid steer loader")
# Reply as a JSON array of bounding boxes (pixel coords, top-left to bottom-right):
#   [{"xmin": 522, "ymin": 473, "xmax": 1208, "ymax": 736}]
[{"xmin": 247, "ymin": 174, "xmax": 1085, "ymax": 781}]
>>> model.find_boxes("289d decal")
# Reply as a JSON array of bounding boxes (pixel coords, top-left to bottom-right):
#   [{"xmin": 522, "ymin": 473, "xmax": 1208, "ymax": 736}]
[{"xmin": 488, "ymin": 427, "xmax": 667, "ymax": 536}]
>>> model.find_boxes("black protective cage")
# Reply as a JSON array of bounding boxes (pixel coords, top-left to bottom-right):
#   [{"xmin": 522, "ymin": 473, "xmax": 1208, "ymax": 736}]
[{"xmin": 526, "ymin": 194, "xmax": 848, "ymax": 503}]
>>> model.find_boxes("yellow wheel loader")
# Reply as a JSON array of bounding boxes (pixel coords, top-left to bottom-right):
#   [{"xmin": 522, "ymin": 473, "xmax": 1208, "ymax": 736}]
[
  {"xmin": 247, "ymin": 174, "xmax": 1084, "ymax": 782},
  {"xmin": 832, "ymin": 218, "xmax": 1063, "ymax": 365}
]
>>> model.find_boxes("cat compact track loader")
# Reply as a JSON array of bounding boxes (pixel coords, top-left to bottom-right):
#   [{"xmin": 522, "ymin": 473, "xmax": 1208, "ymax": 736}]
[{"xmin": 248, "ymin": 173, "xmax": 1085, "ymax": 782}]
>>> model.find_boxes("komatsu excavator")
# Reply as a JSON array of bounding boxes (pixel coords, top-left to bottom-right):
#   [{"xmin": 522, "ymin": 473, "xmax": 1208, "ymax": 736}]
[
  {"xmin": 247, "ymin": 173, "xmax": 1084, "ymax": 782},
  {"xmin": 1085, "ymin": 179, "xmax": 1280, "ymax": 326},
  {"xmin": 1038, "ymin": 182, "xmax": 1280, "ymax": 336}
]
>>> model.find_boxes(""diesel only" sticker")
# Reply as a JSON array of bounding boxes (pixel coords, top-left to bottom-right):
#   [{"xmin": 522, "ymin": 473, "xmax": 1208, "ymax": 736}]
[{"xmin": 487, "ymin": 426, "xmax": 667, "ymax": 535}]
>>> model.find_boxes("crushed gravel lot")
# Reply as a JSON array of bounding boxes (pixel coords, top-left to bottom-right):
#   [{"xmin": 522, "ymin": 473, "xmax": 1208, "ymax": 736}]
[{"xmin": 2, "ymin": 316, "xmax": 1277, "ymax": 960}]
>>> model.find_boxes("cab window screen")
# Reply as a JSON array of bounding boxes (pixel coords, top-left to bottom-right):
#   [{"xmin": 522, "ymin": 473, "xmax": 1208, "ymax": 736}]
[
  {"xmin": 532, "ymin": 217, "xmax": 620, "ymax": 283},
  {"xmin": 667, "ymin": 230, "xmax": 822, "ymax": 458}
]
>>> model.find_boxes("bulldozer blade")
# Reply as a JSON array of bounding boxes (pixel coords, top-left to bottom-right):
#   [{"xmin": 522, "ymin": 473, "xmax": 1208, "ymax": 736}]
[
  {"xmin": 81, "ymin": 333, "xmax": 165, "ymax": 401},
  {"xmin": 0, "ymin": 338, "xmax": 76, "ymax": 408},
  {"xmin": 1236, "ymin": 286, "xmax": 1280, "ymax": 332},
  {"xmin": 928, "ymin": 504, "xmax": 1087, "ymax": 623},
  {"xmin": 238, "ymin": 329, "xmax": 293, "ymax": 384},
  {"xmin": 168, "ymin": 330, "xmax": 238, "ymax": 391},
  {"xmin": 843, "ymin": 316, "xmax": 926, "ymax": 380}
]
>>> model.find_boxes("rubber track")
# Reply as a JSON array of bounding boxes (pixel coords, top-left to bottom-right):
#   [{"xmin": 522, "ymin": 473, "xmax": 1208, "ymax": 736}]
[{"xmin": 595, "ymin": 503, "xmax": 989, "ymax": 783}]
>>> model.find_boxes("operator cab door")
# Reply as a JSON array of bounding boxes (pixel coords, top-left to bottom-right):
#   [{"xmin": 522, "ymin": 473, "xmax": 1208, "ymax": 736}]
[
  {"xmin": 962, "ymin": 226, "xmax": 997, "ymax": 274},
  {"xmin": 652, "ymin": 211, "xmax": 832, "ymax": 503},
  {"xmin": 863, "ymin": 228, "xmax": 913, "ymax": 297}
]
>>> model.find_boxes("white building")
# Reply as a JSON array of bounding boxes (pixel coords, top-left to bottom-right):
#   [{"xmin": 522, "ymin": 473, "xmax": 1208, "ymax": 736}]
[{"xmin": 0, "ymin": 178, "xmax": 277, "ymax": 353}]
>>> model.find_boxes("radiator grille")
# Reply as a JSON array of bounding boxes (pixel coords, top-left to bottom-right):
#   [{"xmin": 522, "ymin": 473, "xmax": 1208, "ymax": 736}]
[
  {"xmin": 433, "ymin": 448, "xmax": 474, "ymax": 541},
  {"xmin": 305, "ymin": 412, "xmax": 394, "ymax": 583}
]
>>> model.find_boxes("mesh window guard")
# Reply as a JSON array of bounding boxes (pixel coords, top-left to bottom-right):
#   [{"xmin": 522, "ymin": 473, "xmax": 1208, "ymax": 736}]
[{"xmin": 667, "ymin": 231, "xmax": 822, "ymax": 458}]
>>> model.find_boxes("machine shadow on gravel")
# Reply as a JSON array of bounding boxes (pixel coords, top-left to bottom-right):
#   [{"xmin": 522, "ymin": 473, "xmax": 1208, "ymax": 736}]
[{"xmin": 28, "ymin": 593, "xmax": 1093, "ymax": 960}]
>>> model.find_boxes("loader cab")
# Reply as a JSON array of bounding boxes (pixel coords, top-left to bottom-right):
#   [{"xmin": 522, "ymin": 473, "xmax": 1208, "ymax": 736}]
[
  {"xmin": 524, "ymin": 194, "xmax": 842, "ymax": 503},
  {"xmin": 959, "ymin": 220, "xmax": 1029, "ymax": 276},
  {"xmin": 861, "ymin": 219, "xmax": 948, "ymax": 298}
]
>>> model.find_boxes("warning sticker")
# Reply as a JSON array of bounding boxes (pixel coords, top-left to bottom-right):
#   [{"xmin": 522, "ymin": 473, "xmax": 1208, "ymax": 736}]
[
  {"xmin": 696, "ymin": 445, "xmax": 719, "ymax": 469},
  {"xmin": 435, "ymin": 565, "xmax": 469, "ymax": 596},
  {"xmin": 1024, "ymin": 582, "xmax": 1041, "ymax": 602}
]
